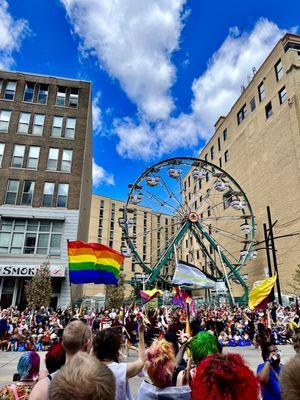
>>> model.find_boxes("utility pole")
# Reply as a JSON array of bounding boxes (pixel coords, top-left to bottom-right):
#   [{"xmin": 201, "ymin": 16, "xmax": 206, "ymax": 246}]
[
  {"xmin": 263, "ymin": 222, "xmax": 274, "ymax": 301},
  {"xmin": 267, "ymin": 206, "xmax": 282, "ymax": 305}
]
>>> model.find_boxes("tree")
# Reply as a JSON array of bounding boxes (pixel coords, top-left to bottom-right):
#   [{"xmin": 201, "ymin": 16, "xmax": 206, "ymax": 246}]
[
  {"xmin": 289, "ymin": 264, "xmax": 300, "ymax": 296},
  {"xmin": 105, "ymin": 273, "xmax": 125, "ymax": 309},
  {"xmin": 25, "ymin": 262, "xmax": 52, "ymax": 309}
]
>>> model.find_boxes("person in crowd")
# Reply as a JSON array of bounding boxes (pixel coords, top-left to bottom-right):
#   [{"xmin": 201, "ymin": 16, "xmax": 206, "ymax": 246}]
[
  {"xmin": 280, "ymin": 353, "xmax": 300, "ymax": 400},
  {"xmin": 292, "ymin": 327, "xmax": 300, "ymax": 353},
  {"xmin": 190, "ymin": 352, "xmax": 260, "ymax": 400},
  {"xmin": 138, "ymin": 338, "xmax": 191, "ymax": 399},
  {"xmin": 48, "ymin": 352, "xmax": 115, "ymax": 400},
  {"xmin": 93, "ymin": 319, "xmax": 145, "ymax": 400},
  {"xmin": 29, "ymin": 320, "xmax": 92, "ymax": 400},
  {"xmin": 257, "ymin": 342, "xmax": 283, "ymax": 400},
  {"xmin": 0, "ymin": 351, "xmax": 40, "ymax": 399}
]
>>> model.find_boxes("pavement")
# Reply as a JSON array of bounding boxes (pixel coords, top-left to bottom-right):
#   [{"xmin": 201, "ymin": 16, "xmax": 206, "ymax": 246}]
[{"xmin": 0, "ymin": 345, "xmax": 296, "ymax": 397}]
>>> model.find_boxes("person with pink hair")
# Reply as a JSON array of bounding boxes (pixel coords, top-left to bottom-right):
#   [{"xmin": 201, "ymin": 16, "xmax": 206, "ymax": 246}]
[{"xmin": 138, "ymin": 338, "xmax": 191, "ymax": 400}]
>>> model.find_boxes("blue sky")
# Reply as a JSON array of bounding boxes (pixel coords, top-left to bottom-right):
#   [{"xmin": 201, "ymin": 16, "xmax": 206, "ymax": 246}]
[{"xmin": 1, "ymin": 0, "xmax": 299, "ymax": 201}]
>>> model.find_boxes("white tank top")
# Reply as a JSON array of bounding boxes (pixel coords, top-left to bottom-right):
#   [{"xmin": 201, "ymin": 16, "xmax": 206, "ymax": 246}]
[{"xmin": 108, "ymin": 362, "xmax": 134, "ymax": 400}]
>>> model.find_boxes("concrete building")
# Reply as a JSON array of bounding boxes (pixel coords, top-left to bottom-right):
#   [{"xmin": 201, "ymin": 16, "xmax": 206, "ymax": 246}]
[
  {"xmin": 0, "ymin": 70, "xmax": 92, "ymax": 308},
  {"xmin": 87, "ymin": 194, "xmax": 175, "ymax": 300},
  {"xmin": 183, "ymin": 33, "xmax": 300, "ymax": 295}
]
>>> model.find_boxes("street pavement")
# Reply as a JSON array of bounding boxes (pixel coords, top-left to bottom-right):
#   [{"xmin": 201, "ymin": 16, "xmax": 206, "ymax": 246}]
[{"xmin": 0, "ymin": 345, "xmax": 296, "ymax": 397}]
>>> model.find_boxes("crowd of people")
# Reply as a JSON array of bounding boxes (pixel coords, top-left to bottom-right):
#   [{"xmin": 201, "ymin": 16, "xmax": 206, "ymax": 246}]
[{"xmin": 0, "ymin": 302, "xmax": 299, "ymax": 399}]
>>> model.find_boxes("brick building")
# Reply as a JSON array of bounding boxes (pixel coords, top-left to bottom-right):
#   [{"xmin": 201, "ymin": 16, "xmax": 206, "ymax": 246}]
[{"xmin": 0, "ymin": 70, "xmax": 92, "ymax": 308}]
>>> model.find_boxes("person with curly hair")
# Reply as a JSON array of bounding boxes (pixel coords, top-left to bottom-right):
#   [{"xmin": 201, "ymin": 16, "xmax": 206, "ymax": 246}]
[
  {"xmin": 137, "ymin": 338, "xmax": 191, "ymax": 399},
  {"xmin": 190, "ymin": 352, "xmax": 260, "ymax": 400}
]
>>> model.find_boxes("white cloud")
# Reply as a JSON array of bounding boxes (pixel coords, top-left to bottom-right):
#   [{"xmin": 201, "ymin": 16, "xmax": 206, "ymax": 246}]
[
  {"xmin": 115, "ymin": 18, "xmax": 287, "ymax": 159},
  {"xmin": 92, "ymin": 92, "xmax": 102, "ymax": 134},
  {"xmin": 61, "ymin": 0, "xmax": 187, "ymax": 121},
  {"xmin": 191, "ymin": 18, "xmax": 285, "ymax": 136},
  {"xmin": 0, "ymin": 0, "xmax": 28, "ymax": 69},
  {"xmin": 92, "ymin": 159, "xmax": 115, "ymax": 187}
]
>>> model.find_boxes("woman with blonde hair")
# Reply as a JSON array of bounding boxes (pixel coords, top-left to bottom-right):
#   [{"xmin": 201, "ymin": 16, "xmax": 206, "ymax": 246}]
[{"xmin": 138, "ymin": 338, "xmax": 191, "ymax": 399}]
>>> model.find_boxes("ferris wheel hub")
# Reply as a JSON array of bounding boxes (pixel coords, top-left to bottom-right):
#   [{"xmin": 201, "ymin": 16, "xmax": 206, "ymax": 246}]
[{"xmin": 188, "ymin": 211, "xmax": 199, "ymax": 223}]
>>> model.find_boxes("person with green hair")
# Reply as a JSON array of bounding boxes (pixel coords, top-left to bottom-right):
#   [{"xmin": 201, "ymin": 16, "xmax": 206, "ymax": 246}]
[{"xmin": 176, "ymin": 331, "xmax": 220, "ymax": 385}]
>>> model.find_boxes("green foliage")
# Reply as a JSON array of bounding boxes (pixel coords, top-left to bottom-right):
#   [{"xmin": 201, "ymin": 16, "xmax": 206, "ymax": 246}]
[
  {"xmin": 105, "ymin": 273, "xmax": 125, "ymax": 309},
  {"xmin": 289, "ymin": 264, "xmax": 300, "ymax": 296},
  {"xmin": 25, "ymin": 262, "xmax": 52, "ymax": 309}
]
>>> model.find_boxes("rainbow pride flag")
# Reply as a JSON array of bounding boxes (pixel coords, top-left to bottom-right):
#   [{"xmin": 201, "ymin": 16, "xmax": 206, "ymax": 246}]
[{"xmin": 67, "ymin": 241, "xmax": 124, "ymax": 285}]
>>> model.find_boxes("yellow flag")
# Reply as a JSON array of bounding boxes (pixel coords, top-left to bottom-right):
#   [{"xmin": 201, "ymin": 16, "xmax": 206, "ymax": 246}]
[{"xmin": 249, "ymin": 274, "xmax": 277, "ymax": 310}]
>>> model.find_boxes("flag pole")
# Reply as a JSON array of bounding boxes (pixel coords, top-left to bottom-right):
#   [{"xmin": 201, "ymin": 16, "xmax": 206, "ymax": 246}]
[{"xmin": 67, "ymin": 239, "xmax": 73, "ymax": 308}]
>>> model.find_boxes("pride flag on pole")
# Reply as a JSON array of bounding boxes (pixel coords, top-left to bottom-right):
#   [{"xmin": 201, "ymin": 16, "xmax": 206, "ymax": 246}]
[
  {"xmin": 140, "ymin": 288, "xmax": 163, "ymax": 304},
  {"xmin": 249, "ymin": 274, "xmax": 277, "ymax": 310},
  {"xmin": 68, "ymin": 241, "xmax": 124, "ymax": 285}
]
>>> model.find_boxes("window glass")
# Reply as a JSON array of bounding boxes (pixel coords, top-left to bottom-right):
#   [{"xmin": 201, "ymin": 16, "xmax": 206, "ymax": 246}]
[
  {"xmin": 10, "ymin": 233, "xmax": 23, "ymax": 253},
  {"xmin": 39, "ymin": 220, "xmax": 51, "ymax": 232},
  {"xmin": 50, "ymin": 234, "xmax": 61, "ymax": 255},
  {"xmin": 69, "ymin": 88, "xmax": 79, "ymax": 107},
  {"xmin": 5, "ymin": 180, "xmax": 19, "ymax": 205},
  {"xmin": 223, "ymin": 129, "xmax": 227, "ymax": 141},
  {"xmin": 0, "ymin": 143, "xmax": 5, "ymax": 167},
  {"xmin": 56, "ymin": 86, "xmax": 66, "ymax": 106},
  {"xmin": 52, "ymin": 116, "xmax": 63, "ymax": 137},
  {"xmin": 224, "ymin": 150, "xmax": 229, "ymax": 163},
  {"xmin": 61, "ymin": 149, "xmax": 73, "ymax": 172},
  {"xmin": 37, "ymin": 234, "xmax": 49, "ymax": 254},
  {"xmin": 18, "ymin": 112, "xmax": 31, "ymax": 134},
  {"xmin": 57, "ymin": 183, "xmax": 69, "ymax": 207},
  {"xmin": 279, "ymin": 86, "xmax": 287, "ymax": 104},
  {"xmin": 32, "ymin": 114, "xmax": 45, "ymax": 135},
  {"xmin": 21, "ymin": 181, "xmax": 35, "ymax": 205},
  {"xmin": 27, "ymin": 146, "xmax": 40, "ymax": 169},
  {"xmin": 265, "ymin": 101, "xmax": 273, "ymax": 119},
  {"xmin": 12, "ymin": 145, "xmax": 25, "ymax": 168},
  {"xmin": 23, "ymin": 83, "xmax": 35, "ymax": 102},
  {"xmin": 42, "ymin": 182, "xmax": 55, "ymax": 207},
  {"xmin": 47, "ymin": 148, "xmax": 59, "ymax": 171},
  {"xmin": 24, "ymin": 233, "xmax": 37, "ymax": 254},
  {"xmin": 52, "ymin": 220, "xmax": 64, "ymax": 232},
  {"xmin": 4, "ymin": 81, "xmax": 16, "ymax": 100},
  {"xmin": 275, "ymin": 59, "xmax": 283, "ymax": 81},
  {"xmin": 37, "ymin": 84, "xmax": 48, "ymax": 104},
  {"xmin": 250, "ymin": 97, "xmax": 256, "ymax": 111},
  {"xmin": 65, "ymin": 117, "xmax": 76, "ymax": 139},
  {"xmin": 258, "ymin": 82, "xmax": 266, "ymax": 101},
  {"xmin": 0, "ymin": 110, "xmax": 12, "ymax": 132}
]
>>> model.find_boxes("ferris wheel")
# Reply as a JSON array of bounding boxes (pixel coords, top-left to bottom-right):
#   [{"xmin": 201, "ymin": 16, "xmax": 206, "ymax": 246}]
[{"xmin": 119, "ymin": 157, "xmax": 256, "ymax": 302}]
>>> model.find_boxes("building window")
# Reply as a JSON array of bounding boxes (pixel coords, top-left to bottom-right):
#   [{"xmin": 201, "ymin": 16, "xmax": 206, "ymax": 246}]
[
  {"xmin": 42, "ymin": 182, "xmax": 55, "ymax": 206},
  {"xmin": 27, "ymin": 146, "xmax": 40, "ymax": 169},
  {"xmin": 217, "ymin": 137, "xmax": 221, "ymax": 151},
  {"xmin": 57, "ymin": 183, "xmax": 69, "ymax": 207},
  {"xmin": 5, "ymin": 180, "xmax": 19, "ymax": 204},
  {"xmin": 56, "ymin": 86, "xmax": 66, "ymax": 106},
  {"xmin": 265, "ymin": 101, "xmax": 273, "ymax": 119},
  {"xmin": 37, "ymin": 84, "xmax": 48, "ymax": 104},
  {"xmin": 275, "ymin": 59, "xmax": 283, "ymax": 81},
  {"xmin": 18, "ymin": 112, "xmax": 31, "ymax": 134},
  {"xmin": 0, "ymin": 143, "xmax": 4, "ymax": 167},
  {"xmin": 23, "ymin": 83, "xmax": 35, "ymax": 102},
  {"xmin": 250, "ymin": 97, "xmax": 256, "ymax": 111},
  {"xmin": 278, "ymin": 86, "xmax": 287, "ymax": 104},
  {"xmin": 47, "ymin": 148, "xmax": 59, "ymax": 171},
  {"xmin": 223, "ymin": 129, "xmax": 227, "ymax": 141},
  {"xmin": 258, "ymin": 82, "xmax": 266, "ymax": 102},
  {"xmin": 32, "ymin": 114, "xmax": 45, "ymax": 135},
  {"xmin": 52, "ymin": 116, "xmax": 63, "ymax": 137},
  {"xmin": 237, "ymin": 104, "xmax": 246, "ymax": 125},
  {"xmin": 219, "ymin": 157, "xmax": 222, "ymax": 168},
  {"xmin": 210, "ymin": 146, "xmax": 214, "ymax": 160},
  {"xmin": 21, "ymin": 181, "xmax": 35, "ymax": 205},
  {"xmin": 69, "ymin": 88, "xmax": 79, "ymax": 108},
  {"xmin": 224, "ymin": 150, "xmax": 229, "ymax": 163},
  {"xmin": 4, "ymin": 81, "xmax": 16, "ymax": 100},
  {"xmin": 65, "ymin": 117, "xmax": 76, "ymax": 139},
  {"xmin": 11, "ymin": 145, "xmax": 25, "ymax": 168},
  {"xmin": 61, "ymin": 149, "xmax": 73, "ymax": 172},
  {"xmin": 0, "ymin": 218, "xmax": 63, "ymax": 255},
  {"xmin": 0, "ymin": 110, "xmax": 11, "ymax": 132}
]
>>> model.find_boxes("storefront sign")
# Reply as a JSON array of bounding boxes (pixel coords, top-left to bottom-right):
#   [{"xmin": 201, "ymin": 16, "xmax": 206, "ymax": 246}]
[{"xmin": 0, "ymin": 265, "xmax": 65, "ymax": 278}]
